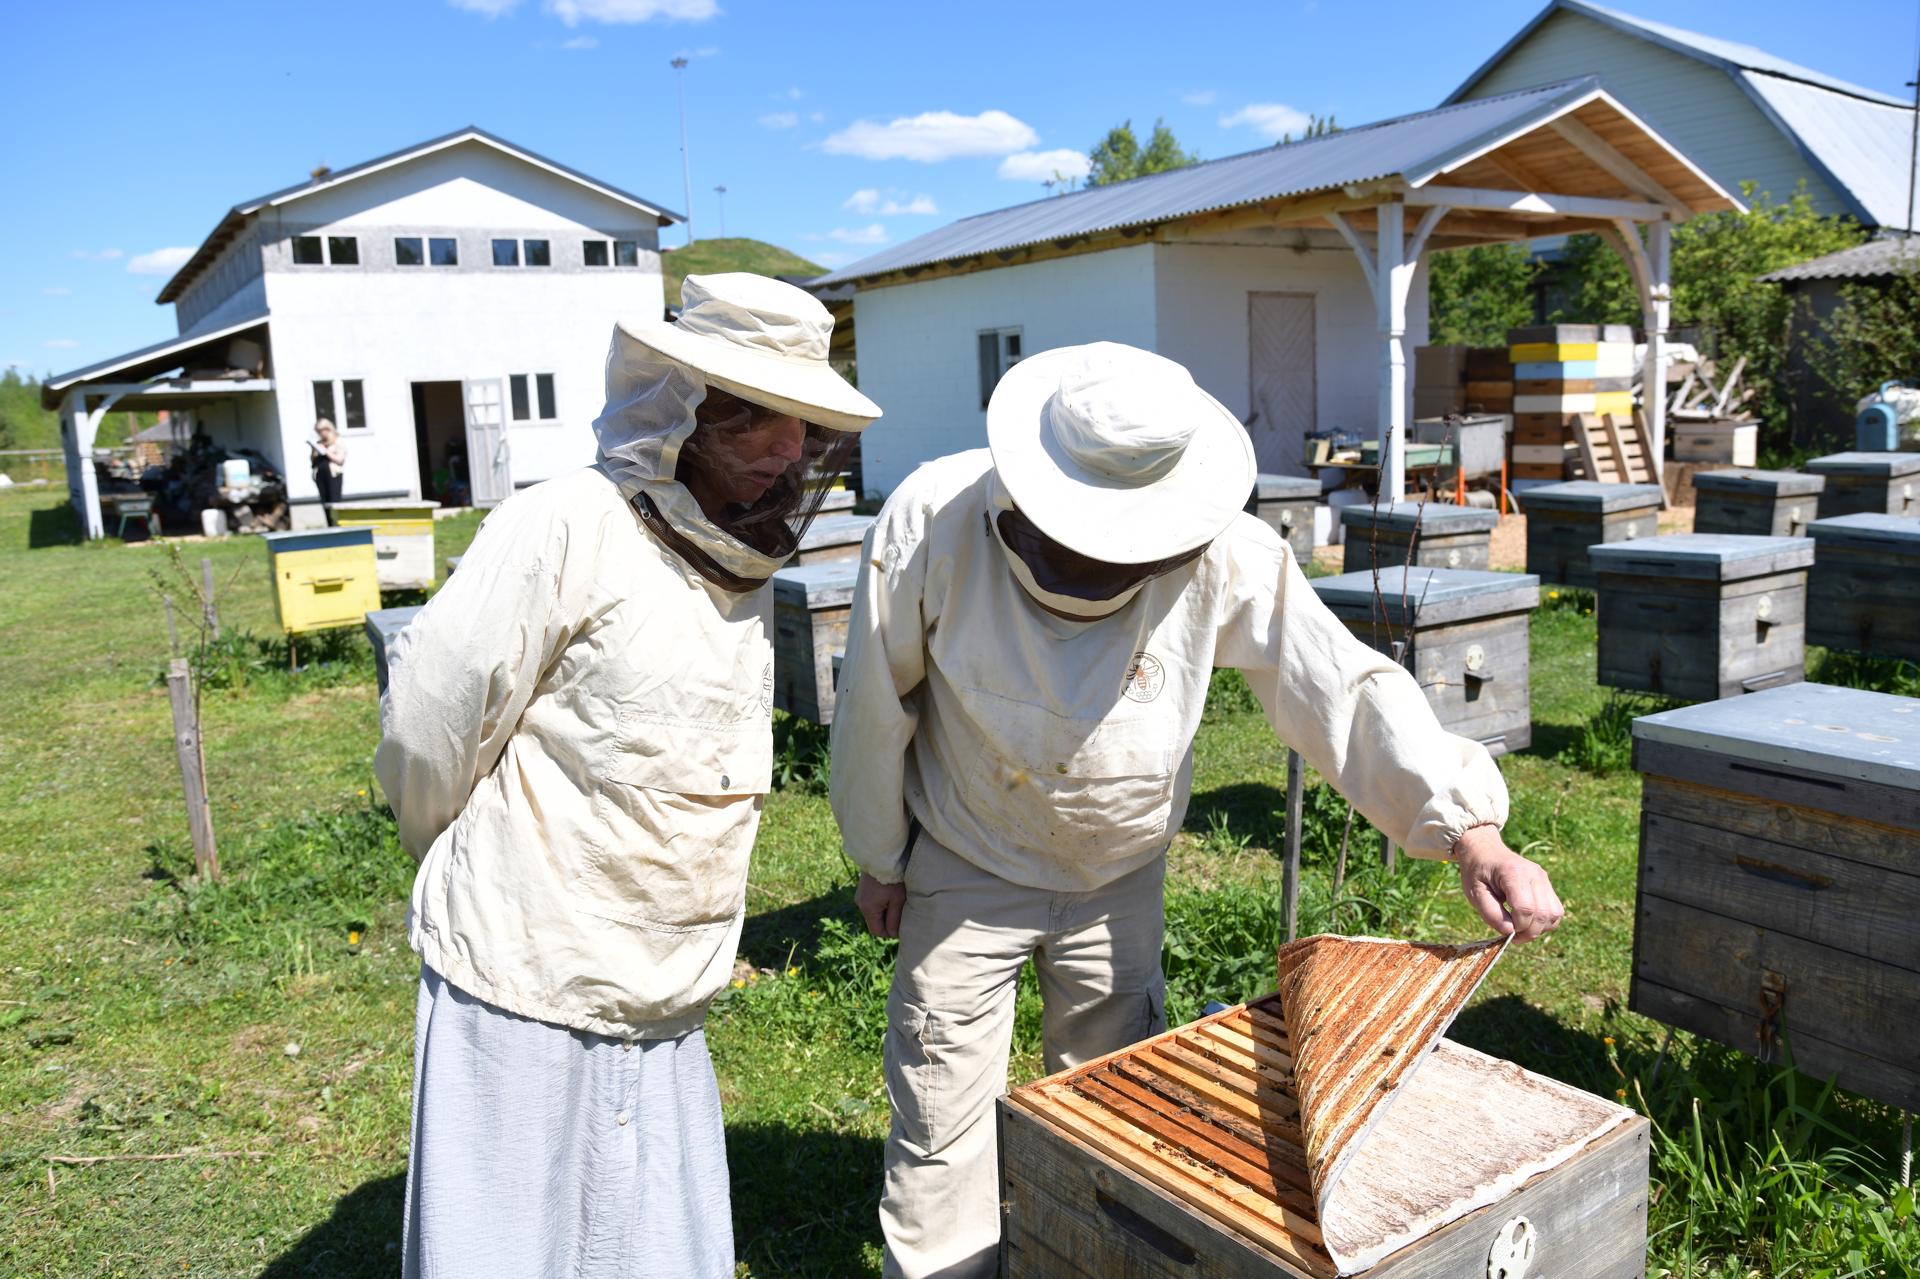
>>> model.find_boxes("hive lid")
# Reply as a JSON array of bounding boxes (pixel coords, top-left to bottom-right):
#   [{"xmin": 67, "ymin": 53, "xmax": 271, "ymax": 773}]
[
  {"xmin": 1507, "ymin": 323, "xmax": 1633, "ymax": 344},
  {"xmin": 1633, "ymin": 682, "xmax": 1920, "ymax": 791},
  {"xmin": 1250, "ymin": 473, "xmax": 1322, "ymax": 501},
  {"xmin": 772, "ymin": 559, "xmax": 859, "ymax": 606},
  {"xmin": 1805, "ymin": 451, "xmax": 1920, "ymax": 478},
  {"xmin": 795, "ymin": 511, "xmax": 876, "ymax": 551},
  {"xmin": 1587, "ymin": 533, "xmax": 1813, "ymax": 579},
  {"xmin": 364, "ymin": 605, "xmax": 423, "ymax": 645},
  {"xmin": 1808, "ymin": 512, "xmax": 1920, "ymax": 550},
  {"xmin": 1275, "ymin": 935, "xmax": 1508, "ymax": 1250},
  {"xmin": 328, "ymin": 499, "xmax": 442, "ymax": 513},
  {"xmin": 1690, "ymin": 467, "xmax": 1825, "ymax": 496},
  {"xmin": 1517, "ymin": 480, "xmax": 1664, "ymax": 513},
  {"xmin": 1336, "ymin": 500, "xmax": 1499, "ymax": 532},
  {"xmin": 1309, "ymin": 566, "xmax": 1539, "ymax": 624},
  {"xmin": 262, "ymin": 527, "xmax": 373, "ymax": 551}
]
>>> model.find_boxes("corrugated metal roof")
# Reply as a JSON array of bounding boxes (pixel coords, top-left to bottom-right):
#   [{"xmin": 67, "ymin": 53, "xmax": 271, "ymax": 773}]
[
  {"xmin": 1758, "ymin": 235, "xmax": 1920, "ymax": 282},
  {"xmin": 816, "ymin": 79, "xmax": 1608, "ymax": 285},
  {"xmin": 43, "ymin": 312, "xmax": 270, "ymax": 405},
  {"xmin": 1742, "ymin": 74, "xmax": 1917, "ymax": 231}
]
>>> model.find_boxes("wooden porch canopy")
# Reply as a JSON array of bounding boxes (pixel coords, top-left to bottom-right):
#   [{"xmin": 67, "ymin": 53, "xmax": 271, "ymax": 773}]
[{"xmin": 816, "ymin": 78, "xmax": 1739, "ymax": 501}]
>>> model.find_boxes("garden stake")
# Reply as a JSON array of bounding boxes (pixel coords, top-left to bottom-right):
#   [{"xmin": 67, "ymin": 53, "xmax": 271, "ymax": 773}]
[
  {"xmin": 1903, "ymin": 1111, "xmax": 1912, "ymax": 1188},
  {"xmin": 162, "ymin": 593, "xmax": 179, "ymax": 658},
  {"xmin": 200, "ymin": 556, "xmax": 220, "ymax": 639},
  {"xmin": 1282, "ymin": 748, "xmax": 1303, "ymax": 942}
]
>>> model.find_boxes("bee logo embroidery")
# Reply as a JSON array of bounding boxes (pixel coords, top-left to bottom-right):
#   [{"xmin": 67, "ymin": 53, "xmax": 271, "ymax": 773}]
[{"xmin": 1122, "ymin": 652, "xmax": 1165, "ymax": 703}]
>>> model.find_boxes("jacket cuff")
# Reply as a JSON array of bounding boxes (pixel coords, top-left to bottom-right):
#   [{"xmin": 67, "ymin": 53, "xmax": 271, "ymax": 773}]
[{"xmin": 1403, "ymin": 796, "xmax": 1509, "ymax": 862}]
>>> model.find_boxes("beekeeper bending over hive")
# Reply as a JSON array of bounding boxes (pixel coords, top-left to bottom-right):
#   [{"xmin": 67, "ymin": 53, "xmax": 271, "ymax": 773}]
[
  {"xmin": 376, "ymin": 274, "xmax": 879, "ymax": 1278},
  {"xmin": 828, "ymin": 342, "xmax": 1563, "ymax": 1279}
]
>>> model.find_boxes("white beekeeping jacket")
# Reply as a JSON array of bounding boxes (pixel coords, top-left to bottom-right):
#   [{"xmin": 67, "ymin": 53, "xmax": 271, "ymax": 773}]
[
  {"xmin": 374, "ymin": 335, "xmax": 797, "ymax": 1040},
  {"xmin": 828, "ymin": 451, "xmax": 1509, "ymax": 892}
]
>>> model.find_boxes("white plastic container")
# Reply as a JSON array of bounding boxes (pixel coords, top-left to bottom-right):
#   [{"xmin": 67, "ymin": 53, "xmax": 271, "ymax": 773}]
[
  {"xmin": 218, "ymin": 458, "xmax": 250, "ymax": 488},
  {"xmin": 200, "ymin": 507, "xmax": 229, "ymax": 537}
]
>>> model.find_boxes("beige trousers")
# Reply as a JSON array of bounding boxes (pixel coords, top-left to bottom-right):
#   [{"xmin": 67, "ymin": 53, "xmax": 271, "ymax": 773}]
[{"xmin": 881, "ymin": 833, "xmax": 1169, "ymax": 1279}]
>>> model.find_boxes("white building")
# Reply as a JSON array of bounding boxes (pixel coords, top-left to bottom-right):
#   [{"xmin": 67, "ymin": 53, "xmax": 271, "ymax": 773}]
[
  {"xmin": 817, "ymin": 79, "xmax": 1732, "ymax": 502},
  {"xmin": 47, "ymin": 127, "xmax": 680, "ymax": 537}
]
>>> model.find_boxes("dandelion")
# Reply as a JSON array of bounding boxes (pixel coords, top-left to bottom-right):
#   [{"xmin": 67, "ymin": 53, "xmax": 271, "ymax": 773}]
[
  {"xmin": 1615, "ymin": 1087, "xmax": 1627, "ymax": 1100},
  {"xmin": 1549, "ymin": 590, "xmax": 1560, "ymax": 600},
  {"xmin": 1603, "ymin": 1036, "xmax": 1614, "ymax": 1046},
  {"xmin": 786, "ymin": 966, "xmax": 799, "ymax": 978},
  {"xmin": 347, "ymin": 930, "xmax": 362, "ymax": 946},
  {"xmin": 357, "ymin": 789, "xmax": 367, "ymax": 798},
  {"xmin": 731, "ymin": 978, "xmax": 745, "ymax": 989}
]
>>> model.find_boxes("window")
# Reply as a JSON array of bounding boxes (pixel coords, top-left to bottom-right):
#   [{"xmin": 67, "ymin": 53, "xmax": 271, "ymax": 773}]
[
  {"xmin": 395, "ymin": 236, "xmax": 425, "ymax": 266},
  {"xmin": 615, "ymin": 240, "xmax": 640, "ymax": 267},
  {"xmin": 492, "ymin": 238, "xmax": 520, "ymax": 267},
  {"xmin": 429, "ymin": 236, "xmax": 458, "ymax": 266},
  {"xmin": 313, "ymin": 378, "xmax": 369, "ymax": 430},
  {"xmin": 524, "ymin": 239, "xmax": 551, "ymax": 267},
  {"xmin": 977, "ymin": 328, "xmax": 1023, "ymax": 409},
  {"xmin": 509, "ymin": 373, "xmax": 558, "ymax": 423},
  {"xmin": 493, "ymin": 237, "xmax": 554, "ymax": 267},
  {"xmin": 327, "ymin": 236, "xmax": 359, "ymax": 265},
  {"xmin": 292, "ymin": 235, "xmax": 324, "ymax": 265},
  {"xmin": 293, "ymin": 235, "xmax": 357, "ymax": 266},
  {"xmin": 583, "ymin": 239, "xmax": 610, "ymax": 267}
]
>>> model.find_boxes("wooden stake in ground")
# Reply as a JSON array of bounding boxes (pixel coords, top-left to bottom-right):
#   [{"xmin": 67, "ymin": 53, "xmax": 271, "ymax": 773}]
[
  {"xmin": 200, "ymin": 557, "xmax": 220, "ymax": 640},
  {"xmin": 165, "ymin": 657, "xmax": 219, "ymax": 880},
  {"xmin": 1282, "ymin": 749, "xmax": 1304, "ymax": 942}
]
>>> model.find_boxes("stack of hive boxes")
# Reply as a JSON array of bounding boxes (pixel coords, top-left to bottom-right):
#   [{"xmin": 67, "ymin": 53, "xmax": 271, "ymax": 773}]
[
  {"xmin": 1462, "ymin": 346, "xmax": 1513, "ymax": 416},
  {"xmin": 1510, "ymin": 324, "xmax": 1635, "ymax": 480},
  {"xmin": 1413, "ymin": 344, "xmax": 1468, "ymax": 419}
]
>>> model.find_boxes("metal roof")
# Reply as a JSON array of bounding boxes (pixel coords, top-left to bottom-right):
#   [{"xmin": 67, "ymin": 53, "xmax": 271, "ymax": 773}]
[
  {"xmin": 157, "ymin": 126, "xmax": 684, "ymax": 303},
  {"xmin": 816, "ymin": 78, "xmax": 1630, "ymax": 285},
  {"xmin": 43, "ymin": 312, "xmax": 270, "ymax": 407},
  {"xmin": 1759, "ymin": 235, "xmax": 1920, "ymax": 282}
]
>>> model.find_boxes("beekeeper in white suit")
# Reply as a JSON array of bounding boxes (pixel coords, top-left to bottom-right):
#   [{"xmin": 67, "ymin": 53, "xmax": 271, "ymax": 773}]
[
  {"xmin": 376, "ymin": 273, "xmax": 878, "ymax": 1278},
  {"xmin": 828, "ymin": 341, "xmax": 1563, "ymax": 1278}
]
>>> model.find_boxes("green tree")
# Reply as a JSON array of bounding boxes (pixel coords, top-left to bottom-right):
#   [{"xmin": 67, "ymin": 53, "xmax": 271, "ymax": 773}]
[
  {"xmin": 1086, "ymin": 118, "xmax": 1197, "ymax": 187},
  {"xmin": 1426, "ymin": 244, "xmax": 1541, "ymax": 345},
  {"xmin": 1804, "ymin": 255, "xmax": 1920, "ymax": 423},
  {"xmin": 1277, "ymin": 114, "xmax": 1339, "ymax": 145}
]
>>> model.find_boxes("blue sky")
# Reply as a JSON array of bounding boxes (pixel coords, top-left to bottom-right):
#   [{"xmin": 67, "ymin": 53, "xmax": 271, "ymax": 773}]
[{"xmin": 6, "ymin": 0, "xmax": 1916, "ymax": 378}]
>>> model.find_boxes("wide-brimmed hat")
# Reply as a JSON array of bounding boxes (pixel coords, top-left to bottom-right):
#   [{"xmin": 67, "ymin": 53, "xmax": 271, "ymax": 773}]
[
  {"xmin": 987, "ymin": 342, "xmax": 1255, "ymax": 563},
  {"xmin": 615, "ymin": 272, "xmax": 880, "ymax": 432}
]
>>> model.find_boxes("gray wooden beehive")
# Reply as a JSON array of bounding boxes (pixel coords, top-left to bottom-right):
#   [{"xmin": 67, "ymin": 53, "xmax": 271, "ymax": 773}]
[
  {"xmin": 1338, "ymin": 501, "xmax": 1499, "ymax": 573},
  {"xmin": 1520, "ymin": 481, "xmax": 1663, "ymax": 588},
  {"xmin": 1805, "ymin": 451, "xmax": 1920, "ymax": 519},
  {"xmin": 771, "ymin": 560, "xmax": 858, "ymax": 724},
  {"xmin": 364, "ymin": 604, "xmax": 423, "ymax": 696},
  {"xmin": 1246, "ymin": 473, "xmax": 1319, "ymax": 564},
  {"xmin": 1589, "ymin": 534, "xmax": 1812, "ymax": 701},
  {"xmin": 792, "ymin": 512, "xmax": 875, "ymax": 566},
  {"xmin": 1691, "ymin": 468, "xmax": 1825, "ymax": 537},
  {"xmin": 1631, "ymin": 682, "xmax": 1920, "ymax": 1110},
  {"xmin": 1308, "ymin": 566, "xmax": 1540, "ymax": 754},
  {"xmin": 1807, "ymin": 514, "xmax": 1920, "ymax": 662}
]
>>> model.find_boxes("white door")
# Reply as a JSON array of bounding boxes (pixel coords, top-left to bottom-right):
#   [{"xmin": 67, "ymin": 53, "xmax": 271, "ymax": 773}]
[
  {"xmin": 463, "ymin": 379, "xmax": 511, "ymax": 508},
  {"xmin": 1247, "ymin": 292, "xmax": 1317, "ymax": 477}
]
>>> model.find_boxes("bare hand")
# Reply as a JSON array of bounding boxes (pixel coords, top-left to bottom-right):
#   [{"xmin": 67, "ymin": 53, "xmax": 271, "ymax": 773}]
[
  {"xmin": 855, "ymin": 872, "xmax": 907, "ymax": 939},
  {"xmin": 1452, "ymin": 826, "xmax": 1564, "ymax": 943}
]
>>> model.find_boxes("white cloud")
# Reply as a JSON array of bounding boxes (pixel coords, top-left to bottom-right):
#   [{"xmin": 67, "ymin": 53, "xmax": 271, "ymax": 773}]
[
  {"xmin": 823, "ymin": 109, "xmax": 1038, "ymax": 163},
  {"xmin": 41, "ymin": 286, "xmax": 71, "ymax": 296},
  {"xmin": 561, "ymin": 34, "xmax": 598, "ymax": 48},
  {"xmin": 827, "ymin": 223, "xmax": 888, "ymax": 245},
  {"xmin": 784, "ymin": 86, "xmax": 804, "ymax": 101},
  {"xmin": 812, "ymin": 250, "xmax": 854, "ymax": 268},
  {"xmin": 997, "ymin": 149, "xmax": 1091, "ymax": 182},
  {"xmin": 1220, "ymin": 102, "xmax": 1313, "ymax": 139},
  {"xmin": 843, "ymin": 188, "xmax": 939, "ymax": 216},
  {"xmin": 1181, "ymin": 90, "xmax": 1217, "ymax": 106},
  {"xmin": 548, "ymin": 0, "xmax": 718, "ymax": 24},
  {"xmin": 71, "ymin": 248, "xmax": 122, "ymax": 261},
  {"xmin": 758, "ymin": 110, "xmax": 799, "ymax": 129},
  {"xmin": 127, "ymin": 246, "xmax": 194, "ymax": 276},
  {"xmin": 44, "ymin": 338, "xmax": 80, "ymax": 349},
  {"xmin": 808, "ymin": 111, "xmax": 825, "ymax": 124},
  {"xmin": 449, "ymin": 0, "xmax": 520, "ymax": 14}
]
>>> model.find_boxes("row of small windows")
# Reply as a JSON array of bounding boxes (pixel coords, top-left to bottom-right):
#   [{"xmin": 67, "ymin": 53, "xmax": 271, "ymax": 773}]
[
  {"xmin": 290, "ymin": 234, "xmax": 644, "ymax": 269},
  {"xmin": 311, "ymin": 373, "xmax": 558, "ymax": 430}
]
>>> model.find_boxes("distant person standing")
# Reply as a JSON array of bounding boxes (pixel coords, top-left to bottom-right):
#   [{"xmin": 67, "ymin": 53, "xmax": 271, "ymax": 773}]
[{"xmin": 310, "ymin": 418, "xmax": 346, "ymax": 522}]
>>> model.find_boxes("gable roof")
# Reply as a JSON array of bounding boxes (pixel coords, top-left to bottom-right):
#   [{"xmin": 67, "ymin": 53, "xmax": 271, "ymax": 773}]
[
  {"xmin": 157, "ymin": 126, "xmax": 683, "ymax": 304},
  {"xmin": 816, "ymin": 77, "xmax": 1733, "ymax": 287},
  {"xmin": 1445, "ymin": 1, "xmax": 1916, "ymax": 230}
]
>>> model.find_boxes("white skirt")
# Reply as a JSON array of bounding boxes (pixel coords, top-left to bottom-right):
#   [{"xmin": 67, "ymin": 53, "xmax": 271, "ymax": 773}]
[{"xmin": 403, "ymin": 966, "xmax": 733, "ymax": 1278}]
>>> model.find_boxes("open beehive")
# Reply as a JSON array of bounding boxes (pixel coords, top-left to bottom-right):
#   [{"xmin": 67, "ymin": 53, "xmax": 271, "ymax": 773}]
[{"xmin": 1001, "ymin": 936, "xmax": 1647, "ymax": 1277}]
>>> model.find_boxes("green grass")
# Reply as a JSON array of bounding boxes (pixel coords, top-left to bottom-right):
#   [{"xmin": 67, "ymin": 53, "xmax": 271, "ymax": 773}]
[
  {"xmin": 0, "ymin": 484, "xmax": 1914, "ymax": 1276},
  {"xmin": 662, "ymin": 238, "xmax": 825, "ymax": 308}
]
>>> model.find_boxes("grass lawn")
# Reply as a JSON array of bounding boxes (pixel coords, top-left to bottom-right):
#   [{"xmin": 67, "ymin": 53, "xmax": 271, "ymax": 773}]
[{"xmin": 0, "ymin": 483, "xmax": 1914, "ymax": 1277}]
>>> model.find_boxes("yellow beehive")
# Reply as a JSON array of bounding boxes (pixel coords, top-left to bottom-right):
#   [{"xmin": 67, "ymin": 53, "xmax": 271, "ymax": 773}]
[
  {"xmin": 328, "ymin": 500, "xmax": 439, "ymax": 590},
  {"xmin": 1508, "ymin": 342, "xmax": 1598, "ymax": 362},
  {"xmin": 264, "ymin": 529, "xmax": 382, "ymax": 635}
]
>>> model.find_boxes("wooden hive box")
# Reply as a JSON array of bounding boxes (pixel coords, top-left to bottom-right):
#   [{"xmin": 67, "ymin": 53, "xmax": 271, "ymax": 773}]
[
  {"xmin": 791, "ymin": 511, "xmax": 875, "ymax": 566},
  {"xmin": 364, "ymin": 605, "xmax": 423, "ymax": 696},
  {"xmin": 1338, "ymin": 502, "xmax": 1498, "ymax": 573},
  {"xmin": 1630, "ymin": 683, "xmax": 1920, "ymax": 1110},
  {"xmin": 1309, "ymin": 567, "xmax": 1539, "ymax": 755},
  {"xmin": 1246, "ymin": 474, "xmax": 1320, "ymax": 564},
  {"xmin": 263, "ymin": 529, "xmax": 382, "ymax": 635},
  {"xmin": 1806, "ymin": 514, "xmax": 1920, "ymax": 662},
  {"xmin": 1519, "ymin": 481, "xmax": 1663, "ymax": 588},
  {"xmin": 1805, "ymin": 451, "xmax": 1920, "ymax": 519},
  {"xmin": 1691, "ymin": 468, "xmax": 1824, "ymax": 537},
  {"xmin": 1672, "ymin": 421, "xmax": 1758, "ymax": 467},
  {"xmin": 771, "ymin": 560, "xmax": 857, "ymax": 724},
  {"xmin": 1589, "ymin": 534, "xmax": 1812, "ymax": 701},
  {"xmin": 1000, "ymin": 996, "xmax": 1649, "ymax": 1278},
  {"xmin": 328, "ymin": 499, "xmax": 440, "ymax": 590}
]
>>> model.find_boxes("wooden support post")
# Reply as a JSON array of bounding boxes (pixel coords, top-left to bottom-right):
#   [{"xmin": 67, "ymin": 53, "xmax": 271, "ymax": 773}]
[
  {"xmin": 200, "ymin": 557, "xmax": 220, "ymax": 640},
  {"xmin": 165, "ymin": 658, "xmax": 218, "ymax": 880},
  {"xmin": 1282, "ymin": 749, "xmax": 1304, "ymax": 943},
  {"xmin": 1376, "ymin": 200, "xmax": 1410, "ymax": 504}
]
